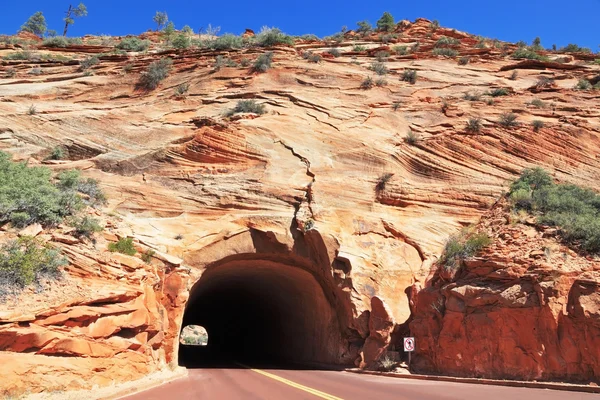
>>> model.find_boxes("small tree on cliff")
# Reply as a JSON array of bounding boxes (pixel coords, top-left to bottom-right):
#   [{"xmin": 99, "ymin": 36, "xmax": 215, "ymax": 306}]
[
  {"xmin": 20, "ymin": 12, "xmax": 47, "ymax": 37},
  {"xmin": 62, "ymin": 3, "xmax": 87, "ymax": 36},
  {"xmin": 153, "ymin": 11, "xmax": 168, "ymax": 31},
  {"xmin": 376, "ymin": 12, "xmax": 395, "ymax": 32}
]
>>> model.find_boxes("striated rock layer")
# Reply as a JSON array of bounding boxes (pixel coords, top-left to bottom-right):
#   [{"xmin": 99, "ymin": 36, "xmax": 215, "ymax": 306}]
[{"xmin": 0, "ymin": 17, "xmax": 599, "ymax": 395}]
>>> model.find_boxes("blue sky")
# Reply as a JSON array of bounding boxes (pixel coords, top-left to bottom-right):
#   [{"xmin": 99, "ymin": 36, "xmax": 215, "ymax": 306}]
[{"xmin": 1, "ymin": 0, "xmax": 599, "ymax": 50}]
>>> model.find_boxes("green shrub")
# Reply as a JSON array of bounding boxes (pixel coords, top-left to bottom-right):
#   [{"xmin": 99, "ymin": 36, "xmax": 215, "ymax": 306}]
[
  {"xmin": 255, "ymin": 27, "xmax": 294, "ymax": 47},
  {"xmin": 498, "ymin": 112, "xmax": 518, "ymax": 127},
  {"xmin": 404, "ymin": 130, "xmax": 420, "ymax": 145},
  {"xmin": 512, "ymin": 48, "xmax": 548, "ymax": 61},
  {"xmin": 175, "ymin": 82, "xmax": 190, "ymax": 96},
  {"xmin": 117, "ymin": 37, "xmax": 150, "ymax": 52},
  {"xmin": 137, "ymin": 58, "xmax": 172, "ymax": 90},
  {"xmin": 356, "ymin": 20, "xmax": 373, "ymax": 36},
  {"xmin": 79, "ymin": 56, "xmax": 99, "ymax": 71},
  {"xmin": 558, "ymin": 44, "xmax": 591, "ymax": 53},
  {"xmin": 70, "ymin": 215, "xmax": 102, "ymax": 238},
  {"xmin": 253, "ymin": 52, "xmax": 273, "ymax": 72},
  {"xmin": 489, "ymin": 87, "xmax": 509, "ymax": 97},
  {"xmin": 3, "ymin": 51, "xmax": 35, "ymax": 61},
  {"xmin": 75, "ymin": 177, "xmax": 106, "ymax": 207},
  {"xmin": 458, "ymin": 56, "xmax": 470, "ymax": 65},
  {"xmin": 214, "ymin": 55, "xmax": 237, "ymax": 71},
  {"xmin": 369, "ymin": 62, "xmax": 388, "ymax": 75},
  {"xmin": 432, "ymin": 48, "xmax": 458, "ymax": 57},
  {"xmin": 327, "ymin": 48, "xmax": 342, "ymax": 57},
  {"xmin": 435, "ymin": 36, "xmax": 460, "ymax": 47},
  {"xmin": 463, "ymin": 92, "xmax": 480, "ymax": 101},
  {"xmin": 43, "ymin": 37, "xmax": 68, "ymax": 48},
  {"xmin": 48, "ymin": 146, "xmax": 66, "ymax": 160},
  {"xmin": 375, "ymin": 78, "xmax": 387, "ymax": 87},
  {"xmin": 430, "ymin": 20, "xmax": 440, "ymax": 30},
  {"xmin": 440, "ymin": 231, "xmax": 491, "ymax": 268},
  {"xmin": 172, "ymin": 34, "xmax": 191, "ymax": 49},
  {"xmin": 375, "ymin": 51, "xmax": 390, "ymax": 62},
  {"xmin": 575, "ymin": 79, "xmax": 592, "ymax": 90},
  {"xmin": 141, "ymin": 249, "xmax": 155, "ymax": 264},
  {"xmin": 393, "ymin": 45, "xmax": 408, "ymax": 55},
  {"xmin": 401, "ymin": 69, "xmax": 418, "ymax": 84},
  {"xmin": 360, "ymin": 76, "xmax": 374, "ymax": 89},
  {"xmin": 532, "ymin": 120, "xmax": 544, "ymax": 131},
  {"xmin": 353, "ymin": 45, "xmax": 367, "ymax": 52},
  {"xmin": 509, "ymin": 167, "xmax": 600, "ymax": 252},
  {"xmin": 0, "ymin": 237, "xmax": 66, "ymax": 295},
  {"xmin": 108, "ymin": 237, "xmax": 136, "ymax": 256},
  {"xmin": 466, "ymin": 118, "xmax": 482, "ymax": 132},
  {"xmin": 375, "ymin": 173, "xmax": 393, "ymax": 193},
  {"xmin": 530, "ymin": 98, "xmax": 546, "ymax": 108},
  {"xmin": 226, "ymin": 100, "xmax": 266, "ymax": 116}
]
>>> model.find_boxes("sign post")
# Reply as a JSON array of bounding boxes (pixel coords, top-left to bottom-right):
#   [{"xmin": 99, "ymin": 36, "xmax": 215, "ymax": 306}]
[{"xmin": 403, "ymin": 337, "xmax": 415, "ymax": 367}]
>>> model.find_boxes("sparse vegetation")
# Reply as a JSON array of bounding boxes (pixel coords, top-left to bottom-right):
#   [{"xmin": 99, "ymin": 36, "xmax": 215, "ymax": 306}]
[
  {"xmin": 172, "ymin": 34, "xmax": 191, "ymax": 49},
  {"xmin": 379, "ymin": 355, "xmax": 396, "ymax": 372},
  {"xmin": 117, "ymin": 37, "xmax": 150, "ymax": 52},
  {"xmin": 306, "ymin": 53, "xmax": 322, "ymax": 63},
  {"xmin": 255, "ymin": 27, "xmax": 294, "ymax": 47},
  {"xmin": 141, "ymin": 249, "xmax": 155, "ymax": 264},
  {"xmin": 48, "ymin": 146, "xmax": 66, "ymax": 160},
  {"xmin": 458, "ymin": 56, "xmax": 470, "ymax": 65},
  {"xmin": 489, "ymin": 87, "xmax": 509, "ymax": 97},
  {"xmin": 432, "ymin": 48, "xmax": 458, "ymax": 57},
  {"xmin": 356, "ymin": 20, "xmax": 373, "ymax": 36},
  {"xmin": 28, "ymin": 105, "xmax": 37, "ymax": 115},
  {"xmin": 0, "ymin": 237, "xmax": 66, "ymax": 298},
  {"xmin": 375, "ymin": 173, "xmax": 393, "ymax": 193},
  {"xmin": 70, "ymin": 215, "xmax": 102, "ymax": 238},
  {"xmin": 253, "ymin": 52, "xmax": 273, "ymax": 72},
  {"xmin": 4, "ymin": 68, "xmax": 16, "ymax": 78},
  {"xmin": 498, "ymin": 112, "xmax": 518, "ymax": 127},
  {"xmin": 375, "ymin": 78, "xmax": 387, "ymax": 87},
  {"xmin": 530, "ymin": 98, "xmax": 546, "ymax": 108},
  {"xmin": 137, "ymin": 58, "xmax": 172, "ymax": 90},
  {"xmin": 401, "ymin": 69, "xmax": 418, "ymax": 84},
  {"xmin": 509, "ymin": 70, "xmax": 519, "ymax": 80},
  {"xmin": 392, "ymin": 101, "xmax": 401, "ymax": 111},
  {"xmin": 575, "ymin": 79, "xmax": 592, "ymax": 90},
  {"xmin": 463, "ymin": 92, "xmax": 480, "ymax": 101},
  {"xmin": 108, "ymin": 237, "xmax": 137, "ymax": 256},
  {"xmin": 375, "ymin": 51, "xmax": 390, "ymax": 62},
  {"xmin": 404, "ymin": 130, "xmax": 420, "ymax": 145},
  {"xmin": 558, "ymin": 44, "xmax": 592, "ymax": 54},
  {"xmin": 327, "ymin": 48, "xmax": 341, "ymax": 58},
  {"xmin": 435, "ymin": 36, "xmax": 460, "ymax": 47},
  {"xmin": 369, "ymin": 62, "xmax": 388, "ymax": 75},
  {"xmin": 353, "ymin": 45, "xmax": 367, "ymax": 52},
  {"xmin": 393, "ymin": 45, "xmax": 408, "ymax": 55},
  {"xmin": 509, "ymin": 168, "xmax": 600, "ymax": 252},
  {"xmin": 360, "ymin": 76, "xmax": 374, "ymax": 89},
  {"xmin": 42, "ymin": 37, "xmax": 69, "ymax": 48},
  {"xmin": 440, "ymin": 230, "xmax": 491, "ymax": 269},
  {"xmin": 466, "ymin": 118, "xmax": 482, "ymax": 132},
  {"xmin": 512, "ymin": 48, "xmax": 548, "ymax": 61},
  {"xmin": 79, "ymin": 56, "xmax": 99, "ymax": 71},
  {"xmin": 532, "ymin": 120, "xmax": 544, "ymax": 131},
  {"xmin": 175, "ymin": 82, "xmax": 190, "ymax": 97},
  {"xmin": 226, "ymin": 100, "xmax": 266, "ymax": 116},
  {"xmin": 535, "ymin": 76, "xmax": 555, "ymax": 90}
]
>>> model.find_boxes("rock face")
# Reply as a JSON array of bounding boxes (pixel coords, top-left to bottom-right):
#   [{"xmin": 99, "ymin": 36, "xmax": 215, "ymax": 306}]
[
  {"xmin": 409, "ymin": 203, "xmax": 600, "ymax": 382},
  {"xmin": 0, "ymin": 17, "xmax": 600, "ymax": 395}
]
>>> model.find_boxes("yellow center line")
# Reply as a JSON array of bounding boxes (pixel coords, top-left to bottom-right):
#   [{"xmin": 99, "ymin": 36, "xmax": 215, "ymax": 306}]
[{"xmin": 236, "ymin": 363, "xmax": 344, "ymax": 400}]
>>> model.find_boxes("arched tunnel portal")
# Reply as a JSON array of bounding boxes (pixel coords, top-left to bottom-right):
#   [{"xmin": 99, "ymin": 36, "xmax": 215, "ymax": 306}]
[{"xmin": 177, "ymin": 256, "xmax": 347, "ymax": 368}]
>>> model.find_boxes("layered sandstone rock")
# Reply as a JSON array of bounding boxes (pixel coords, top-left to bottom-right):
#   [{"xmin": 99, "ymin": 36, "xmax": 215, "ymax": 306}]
[{"xmin": 0, "ymin": 17, "xmax": 599, "ymax": 395}]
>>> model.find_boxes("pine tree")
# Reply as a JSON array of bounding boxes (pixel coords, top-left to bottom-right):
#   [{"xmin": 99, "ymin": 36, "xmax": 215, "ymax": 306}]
[
  {"xmin": 376, "ymin": 12, "xmax": 395, "ymax": 32},
  {"xmin": 20, "ymin": 12, "xmax": 47, "ymax": 37}
]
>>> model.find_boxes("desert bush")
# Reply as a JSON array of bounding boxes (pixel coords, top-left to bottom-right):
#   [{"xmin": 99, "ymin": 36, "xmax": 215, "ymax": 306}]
[
  {"xmin": 440, "ymin": 231, "xmax": 491, "ymax": 268},
  {"xmin": 430, "ymin": 20, "xmax": 440, "ymax": 30},
  {"xmin": 401, "ymin": 69, "xmax": 417, "ymax": 84},
  {"xmin": 532, "ymin": 120, "xmax": 544, "ymax": 131},
  {"xmin": 29, "ymin": 67, "xmax": 43, "ymax": 76},
  {"xmin": 375, "ymin": 78, "xmax": 387, "ymax": 87},
  {"xmin": 489, "ymin": 87, "xmax": 509, "ymax": 97},
  {"xmin": 369, "ymin": 62, "xmax": 388, "ymax": 75},
  {"xmin": 28, "ymin": 105, "xmax": 37, "ymax": 115},
  {"xmin": 141, "ymin": 249, "xmax": 155, "ymax": 264},
  {"xmin": 3, "ymin": 51, "xmax": 35, "ymax": 61},
  {"xmin": 79, "ymin": 55, "xmax": 99, "ymax": 71},
  {"xmin": 43, "ymin": 37, "xmax": 68, "ymax": 47},
  {"xmin": 108, "ymin": 237, "xmax": 136, "ymax": 256},
  {"xmin": 360, "ymin": 76, "xmax": 374, "ymax": 89},
  {"xmin": 512, "ymin": 48, "xmax": 548, "ymax": 61},
  {"xmin": 0, "ymin": 237, "xmax": 66, "ymax": 296},
  {"xmin": 392, "ymin": 101, "xmax": 401, "ymax": 111},
  {"xmin": 393, "ymin": 45, "xmax": 408, "ymax": 55},
  {"xmin": 509, "ymin": 70, "xmax": 518, "ymax": 80},
  {"xmin": 530, "ymin": 98, "xmax": 546, "ymax": 108},
  {"xmin": 353, "ymin": 45, "xmax": 367, "ymax": 52},
  {"xmin": 458, "ymin": 56, "xmax": 470, "ymax": 65},
  {"xmin": 70, "ymin": 215, "xmax": 102, "ymax": 238},
  {"xmin": 375, "ymin": 173, "xmax": 393, "ymax": 192},
  {"xmin": 255, "ymin": 27, "xmax": 294, "ymax": 47},
  {"xmin": 498, "ymin": 112, "xmax": 518, "ymax": 127},
  {"xmin": 509, "ymin": 167, "xmax": 600, "ymax": 252},
  {"xmin": 463, "ymin": 92, "xmax": 481, "ymax": 101},
  {"xmin": 226, "ymin": 100, "xmax": 266, "ymax": 116},
  {"xmin": 208, "ymin": 34, "xmax": 244, "ymax": 50},
  {"xmin": 575, "ymin": 79, "xmax": 592, "ymax": 90},
  {"xmin": 137, "ymin": 58, "xmax": 172, "ymax": 90},
  {"xmin": 214, "ymin": 55, "xmax": 237, "ymax": 71},
  {"xmin": 4, "ymin": 68, "xmax": 16, "ymax": 78},
  {"xmin": 117, "ymin": 37, "xmax": 150, "ymax": 52},
  {"xmin": 356, "ymin": 20, "xmax": 373, "ymax": 35},
  {"xmin": 307, "ymin": 53, "xmax": 322, "ymax": 63},
  {"xmin": 253, "ymin": 52, "xmax": 273, "ymax": 72},
  {"xmin": 558, "ymin": 44, "xmax": 592, "ymax": 53},
  {"xmin": 375, "ymin": 51, "xmax": 390, "ymax": 61},
  {"xmin": 435, "ymin": 36, "xmax": 460, "ymax": 47},
  {"xmin": 327, "ymin": 48, "xmax": 341, "ymax": 58},
  {"xmin": 172, "ymin": 34, "xmax": 191, "ymax": 49},
  {"xmin": 466, "ymin": 118, "xmax": 482, "ymax": 132},
  {"xmin": 432, "ymin": 48, "xmax": 458, "ymax": 57},
  {"xmin": 298, "ymin": 34, "xmax": 319, "ymax": 41},
  {"xmin": 175, "ymin": 82, "xmax": 189, "ymax": 96},
  {"xmin": 48, "ymin": 146, "xmax": 66, "ymax": 160},
  {"xmin": 404, "ymin": 130, "xmax": 420, "ymax": 145},
  {"xmin": 379, "ymin": 355, "xmax": 396, "ymax": 372},
  {"xmin": 535, "ymin": 76, "xmax": 554, "ymax": 90}
]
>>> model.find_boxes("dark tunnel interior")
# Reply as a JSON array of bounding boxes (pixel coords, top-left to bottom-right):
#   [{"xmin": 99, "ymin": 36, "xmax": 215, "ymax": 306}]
[{"xmin": 178, "ymin": 259, "xmax": 342, "ymax": 368}]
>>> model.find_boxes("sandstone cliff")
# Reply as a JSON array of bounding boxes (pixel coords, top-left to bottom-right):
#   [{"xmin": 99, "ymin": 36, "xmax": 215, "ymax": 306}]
[{"xmin": 0, "ymin": 18, "xmax": 599, "ymax": 396}]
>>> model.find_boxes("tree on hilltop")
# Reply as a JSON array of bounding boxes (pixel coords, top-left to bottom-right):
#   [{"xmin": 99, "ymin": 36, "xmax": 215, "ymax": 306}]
[
  {"xmin": 153, "ymin": 11, "xmax": 168, "ymax": 31},
  {"xmin": 377, "ymin": 12, "xmax": 395, "ymax": 32},
  {"xmin": 20, "ymin": 12, "xmax": 47, "ymax": 37},
  {"xmin": 63, "ymin": 3, "xmax": 87, "ymax": 36}
]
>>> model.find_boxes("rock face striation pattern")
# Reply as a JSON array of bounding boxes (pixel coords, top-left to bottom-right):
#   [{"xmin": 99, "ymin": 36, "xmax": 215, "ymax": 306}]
[{"xmin": 0, "ymin": 18, "xmax": 599, "ymax": 395}]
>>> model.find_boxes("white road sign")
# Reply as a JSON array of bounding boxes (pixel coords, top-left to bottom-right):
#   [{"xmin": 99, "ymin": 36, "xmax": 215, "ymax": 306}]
[{"xmin": 403, "ymin": 337, "xmax": 415, "ymax": 352}]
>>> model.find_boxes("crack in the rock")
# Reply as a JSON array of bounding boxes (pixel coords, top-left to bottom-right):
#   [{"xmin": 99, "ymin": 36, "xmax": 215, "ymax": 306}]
[{"xmin": 274, "ymin": 139, "xmax": 315, "ymax": 223}]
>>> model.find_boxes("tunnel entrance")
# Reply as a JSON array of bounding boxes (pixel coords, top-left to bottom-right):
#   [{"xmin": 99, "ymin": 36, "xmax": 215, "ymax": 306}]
[{"xmin": 177, "ymin": 258, "xmax": 343, "ymax": 368}]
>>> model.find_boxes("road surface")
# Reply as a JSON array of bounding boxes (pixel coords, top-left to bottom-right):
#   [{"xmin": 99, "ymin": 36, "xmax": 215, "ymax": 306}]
[{"xmin": 121, "ymin": 367, "xmax": 598, "ymax": 400}]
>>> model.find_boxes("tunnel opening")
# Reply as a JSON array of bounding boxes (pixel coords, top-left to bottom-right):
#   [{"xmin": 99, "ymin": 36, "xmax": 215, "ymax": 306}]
[{"xmin": 177, "ymin": 257, "xmax": 344, "ymax": 369}]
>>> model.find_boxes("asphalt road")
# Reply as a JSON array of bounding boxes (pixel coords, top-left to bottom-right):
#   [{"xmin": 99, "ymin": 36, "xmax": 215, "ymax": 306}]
[{"xmin": 120, "ymin": 367, "xmax": 598, "ymax": 400}]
